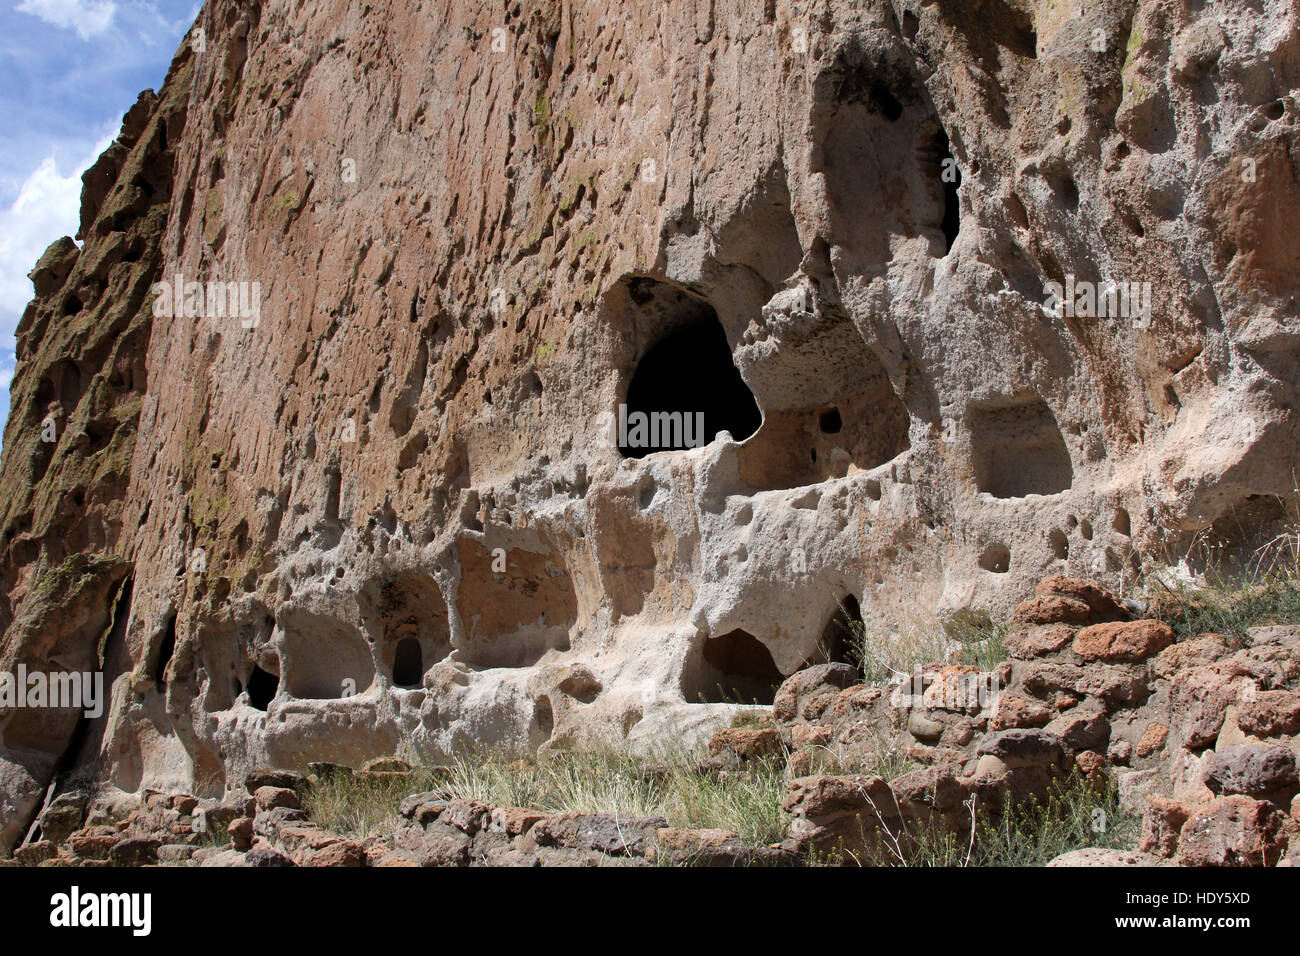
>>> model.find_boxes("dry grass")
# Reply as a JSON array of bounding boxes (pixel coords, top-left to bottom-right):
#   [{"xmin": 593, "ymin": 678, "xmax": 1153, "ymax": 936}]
[
  {"xmin": 833, "ymin": 601, "xmax": 1008, "ymax": 686},
  {"xmin": 1136, "ymin": 492, "xmax": 1300, "ymax": 641},
  {"xmin": 303, "ymin": 748, "xmax": 791, "ymax": 847}
]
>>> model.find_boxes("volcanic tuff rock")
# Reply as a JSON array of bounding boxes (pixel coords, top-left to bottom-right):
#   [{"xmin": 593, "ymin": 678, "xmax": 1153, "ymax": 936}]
[{"xmin": 1, "ymin": 0, "xmax": 1299, "ymax": 850}]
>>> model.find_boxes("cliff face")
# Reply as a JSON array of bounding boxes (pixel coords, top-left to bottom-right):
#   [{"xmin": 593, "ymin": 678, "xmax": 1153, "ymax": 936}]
[{"xmin": 1, "ymin": 0, "xmax": 1297, "ymax": 846}]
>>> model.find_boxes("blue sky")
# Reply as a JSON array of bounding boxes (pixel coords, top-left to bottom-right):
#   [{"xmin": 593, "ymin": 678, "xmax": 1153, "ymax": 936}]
[{"xmin": 0, "ymin": 0, "xmax": 200, "ymax": 426}]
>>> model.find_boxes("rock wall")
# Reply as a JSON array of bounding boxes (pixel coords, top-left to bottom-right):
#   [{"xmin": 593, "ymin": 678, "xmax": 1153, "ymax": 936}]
[{"xmin": 2, "ymin": 0, "xmax": 1298, "ymax": 847}]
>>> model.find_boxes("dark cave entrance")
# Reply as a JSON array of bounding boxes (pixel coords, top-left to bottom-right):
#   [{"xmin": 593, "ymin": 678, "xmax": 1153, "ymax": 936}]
[
  {"xmin": 247, "ymin": 664, "xmax": 279, "ymax": 710},
  {"xmin": 153, "ymin": 613, "xmax": 177, "ymax": 688},
  {"xmin": 810, "ymin": 595, "xmax": 863, "ymax": 676},
  {"xmin": 392, "ymin": 637, "xmax": 424, "ymax": 688},
  {"xmin": 686, "ymin": 629, "xmax": 786, "ymax": 705},
  {"xmin": 619, "ymin": 314, "xmax": 761, "ymax": 459},
  {"xmin": 936, "ymin": 127, "xmax": 962, "ymax": 253}
]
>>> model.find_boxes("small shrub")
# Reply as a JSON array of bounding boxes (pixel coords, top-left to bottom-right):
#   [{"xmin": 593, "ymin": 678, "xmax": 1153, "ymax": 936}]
[
  {"xmin": 850, "ymin": 773, "xmax": 1138, "ymax": 867},
  {"xmin": 303, "ymin": 767, "xmax": 443, "ymax": 839}
]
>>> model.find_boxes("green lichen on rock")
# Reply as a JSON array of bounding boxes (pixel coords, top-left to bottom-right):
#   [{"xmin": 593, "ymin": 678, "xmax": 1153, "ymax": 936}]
[
  {"xmin": 32, "ymin": 552, "xmax": 118, "ymax": 606},
  {"xmin": 204, "ymin": 185, "xmax": 224, "ymax": 244},
  {"xmin": 531, "ymin": 92, "xmax": 551, "ymax": 144}
]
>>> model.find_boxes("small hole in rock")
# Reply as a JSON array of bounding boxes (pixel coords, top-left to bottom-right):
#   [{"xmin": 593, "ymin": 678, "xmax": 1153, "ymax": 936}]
[
  {"xmin": 819, "ymin": 407, "xmax": 843, "ymax": 434},
  {"xmin": 811, "ymin": 596, "xmax": 863, "ymax": 678},
  {"xmin": 1049, "ymin": 529, "xmax": 1069, "ymax": 560},
  {"xmin": 1045, "ymin": 530, "xmax": 1066, "ymax": 561},
  {"xmin": 937, "ymin": 128, "xmax": 961, "ymax": 253},
  {"xmin": 978, "ymin": 543, "xmax": 1011, "ymax": 573}
]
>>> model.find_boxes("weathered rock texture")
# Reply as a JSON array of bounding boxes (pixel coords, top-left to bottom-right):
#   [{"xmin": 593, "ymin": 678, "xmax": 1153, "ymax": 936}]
[{"xmin": 1, "ymin": 0, "xmax": 1299, "ymax": 850}]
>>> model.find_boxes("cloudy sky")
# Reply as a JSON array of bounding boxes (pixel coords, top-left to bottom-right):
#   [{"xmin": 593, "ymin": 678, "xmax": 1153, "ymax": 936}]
[{"xmin": 0, "ymin": 0, "xmax": 199, "ymax": 428}]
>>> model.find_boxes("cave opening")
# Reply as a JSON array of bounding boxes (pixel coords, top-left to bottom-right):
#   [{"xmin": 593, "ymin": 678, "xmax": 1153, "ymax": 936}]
[
  {"xmin": 392, "ymin": 637, "xmax": 424, "ymax": 688},
  {"xmin": 154, "ymin": 613, "xmax": 177, "ymax": 688},
  {"xmin": 687, "ymin": 629, "xmax": 786, "ymax": 705},
  {"xmin": 247, "ymin": 664, "xmax": 279, "ymax": 710},
  {"xmin": 870, "ymin": 84, "xmax": 903, "ymax": 121},
  {"xmin": 969, "ymin": 395, "xmax": 1073, "ymax": 498},
  {"xmin": 619, "ymin": 316, "xmax": 761, "ymax": 459},
  {"xmin": 818, "ymin": 407, "xmax": 843, "ymax": 434},
  {"xmin": 936, "ymin": 128, "xmax": 961, "ymax": 253},
  {"xmin": 812, "ymin": 595, "xmax": 863, "ymax": 676}
]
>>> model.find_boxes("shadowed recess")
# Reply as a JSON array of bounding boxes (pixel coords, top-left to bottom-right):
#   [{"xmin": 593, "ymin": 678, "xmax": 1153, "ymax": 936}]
[
  {"xmin": 620, "ymin": 318, "xmax": 761, "ymax": 458},
  {"xmin": 684, "ymin": 629, "xmax": 785, "ymax": 705}
]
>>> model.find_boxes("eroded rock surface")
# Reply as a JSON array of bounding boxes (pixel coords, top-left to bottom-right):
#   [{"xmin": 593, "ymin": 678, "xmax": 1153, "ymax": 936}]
[{"xmin": 1, "ymin": 0, "xmax": 1299, "ymax": 848}]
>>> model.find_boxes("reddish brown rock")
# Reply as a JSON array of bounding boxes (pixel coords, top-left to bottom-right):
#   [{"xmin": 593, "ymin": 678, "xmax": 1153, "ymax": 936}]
[
  {"xmin": 1074, "ymin": 750, "xmax": 1106, "ymax": 776},
  {"xmin": 1153, "ymin": 634, "xmax": 1229, "ymax": 679},
  {"xmin": 13, "ymin": 841, "xmax": 59, "ymax": 865},
  {"xmin": 1139, "ymin": 795, "xmax": 1194, "ymax": 858},
  {"xmin": 1237, "ymin": 690, "xmax": 1300, "ymax": 737},
  {"xmin": 439, "ymin": 799, "xmax": 492, "ymax": 836},
  {"xmin": 1136, "ymin": 722, "xmax": 1169, "ymax": 757},
  {"xmin": 707, "ymin": 726, "xmax": 782, "ymax": 761},
  {"xmin": 830, "ymin": 686, "xmax": 883, "ymax": 721},
  {"xmin": 489, "ymin": 807, "xmax": 548, "ymax": 837},
  {"xmin": 1011, "ymin": 595, "xmax": 1093, "ymax": 627},
  {"xmin": 1044, "ymin": 704, "xmax": 1110, "ymax": 751},
  {"xmin": 1177, "ymin": 796, "xmax": 1287, "ymax": 867},
  {"xmin": 773, "ymin": 665, "xmax": 859, "ymax": 723},
  {"xmin": 227, "ymin": 816, "xmax": 254, "ymax": 851},
  {"xmin": 530, "ymin": 814, "xmax": 668, "ymax": 857},
  {"xmin": 253, "ymin": 786, "xmax": 300, "ymax": 812},
  {"xmin": 1034, "ymin": 577, "xmax": 1130, "ymax": 622},
  {"xmin": 68, "ymin": 833, "xmax": 118, "ymax": 861},
  {"xmin": 791, "ymin": 724, "xmax": 833, "ymax": 749},
  {"xmin": 301, "ymin": 840, "xmax": 366, "ymax": 867},
  {"xmin": 1169, "ymin": 666, "xmax": 1245, "ymax": 749},
  {"xmin": 1006, "ymin": 623, "xmax": 1077, "ymax": 660},
  {"xmin": 108, "ymin": 837, "xmax": 161, "ymax": 866},
  {"xmin": 1202, "ymin": 745, "xmax": 1298, "ymax": 798},
  {"xmin": 782, "ymin": 775, "xmax": 896, "ymax": 822},
  {"xmin": 888, "ymin": 766, "xmax": 970, "ymax": 818},
  {"xmin": 1073, "ymin": 621, "xmax": 1174, "ymax": 663}
]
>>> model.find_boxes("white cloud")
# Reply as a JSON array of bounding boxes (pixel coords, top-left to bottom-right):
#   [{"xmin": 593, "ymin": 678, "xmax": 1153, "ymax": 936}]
[
  {"xmin": 0, "ymin": 130, "xmax": 115, "ymax": 352},
  {"xmin": 17, "ymin": 0, "xmax": 118, "ymax": 40}
]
